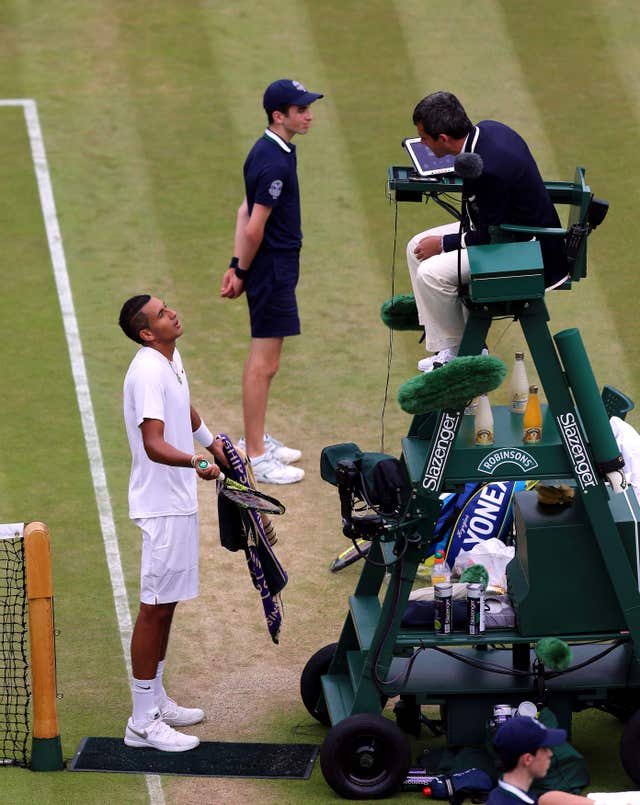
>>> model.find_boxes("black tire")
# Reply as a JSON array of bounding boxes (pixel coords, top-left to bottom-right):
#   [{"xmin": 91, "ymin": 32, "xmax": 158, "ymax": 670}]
[
  {"xmin": 605, "ymin": 689, "xmax": 640, "ymax": 722},
  {"xmin": 621, "ymin": 709, "xmax": 640, "ymax": 784},
  {"xmin": 320, "ymin": 713, "xmax": 411, "ymax": 799},
  {"xmin": 300, "ymin": 643, "xmax": 338, "ymax": 726}
]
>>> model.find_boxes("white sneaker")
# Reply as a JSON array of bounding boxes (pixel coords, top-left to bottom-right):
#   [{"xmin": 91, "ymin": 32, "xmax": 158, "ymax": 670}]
[
  {"xmin": 264, "ymin": 433, "xmax": 301, "ymax": 464},
  {"xmin": 417, "ymin": 346, "xmax": 488, "ymax": 373},
  {"xmin": 124, "ymin": 710, "xmax": 199, "ymax": 752},
  {"xmin": 251, "ymin": 454, "xmax": 305, "ymax": 485},
  {"xmin": 418, "ymin": 347, "xmax": 459, "ymax": 373},
  {"xmin": 238, "ymin": 434, "xmax": 302, "ymax": 465},
  {"xmin": 159, "ymin": 696, "xmax": 204, "ymax": 727}
]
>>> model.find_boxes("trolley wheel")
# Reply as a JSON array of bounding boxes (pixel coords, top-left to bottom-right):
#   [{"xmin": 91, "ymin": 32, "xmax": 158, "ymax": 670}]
[
  {"xmin": 300, "ymin": 643, "xmax": 338, "ymax": 726},
  {"xmin": 620, "ymin": 709, "xmax": 640, "ymax": 784},
  {"xmin": 320, "ymin": 713, "xmax": 411, "ymax": 799},
  {"xmin": 605, "ymin": 689, "xmax": 640, "ymax": 722}
]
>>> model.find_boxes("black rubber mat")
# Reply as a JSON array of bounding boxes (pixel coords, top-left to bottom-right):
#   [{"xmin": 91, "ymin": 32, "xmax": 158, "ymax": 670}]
[{"xmin": 69, "ymin": 737, "xmax": 319, "ymax": 779}]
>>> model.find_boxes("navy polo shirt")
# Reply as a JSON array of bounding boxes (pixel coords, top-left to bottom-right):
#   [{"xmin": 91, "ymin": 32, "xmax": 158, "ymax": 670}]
[{"xmin": 243, "ymin": 129, "xmax": 301, "ymax": 253}]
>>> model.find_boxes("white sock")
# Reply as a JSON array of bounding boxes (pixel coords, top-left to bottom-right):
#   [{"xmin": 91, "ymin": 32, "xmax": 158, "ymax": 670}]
[
  {"xmin": 132, "ymin": 676, "xmax": 156, "ymax": 724},
  {"xmin": 154, "ymin": 660, "xmax": 167, "ymax": 704},
  {"xmin": 251, "ymin": 452, "xmax": 267, "ymax": 464}
]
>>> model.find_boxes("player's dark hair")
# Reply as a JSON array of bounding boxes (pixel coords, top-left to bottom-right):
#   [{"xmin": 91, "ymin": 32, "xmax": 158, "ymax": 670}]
[
  {"xmin": 412, "ymin": 91, "xmax": 472, "ymax": 139},
  {"xmin": 267, "ymin": 103, "xmax": 291, "ymax": 124},
  {"xmin": 119, "ymin": 295, "xmax": 152, "ymax": 344}
]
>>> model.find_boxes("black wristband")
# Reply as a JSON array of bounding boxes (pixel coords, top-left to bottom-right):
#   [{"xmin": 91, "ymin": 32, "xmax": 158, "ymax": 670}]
[
  {"xmin": 234, "ymin": 266, "xmax": 249, "ymax": 280},
  {"xmin": 229, "ymin": 256, "xmax": 239, "ymax": 269}
]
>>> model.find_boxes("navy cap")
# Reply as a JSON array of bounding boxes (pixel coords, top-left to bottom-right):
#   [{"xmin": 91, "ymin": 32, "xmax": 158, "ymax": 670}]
[
  {"xmin": 263, "ymin": 79, "xmax": 323, "ymax": 113},
  {"xmin": 493, "ymin": 717, "xmax": 566, "ymax": 759}
]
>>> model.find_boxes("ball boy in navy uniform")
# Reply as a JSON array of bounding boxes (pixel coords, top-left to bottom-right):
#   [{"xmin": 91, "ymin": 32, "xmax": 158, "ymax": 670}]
[
  {"xmin": 221, "ymin": 79, "xmax": 323, "ymax": 484},
  {"xmin": 488, "ymin": 717, "xmax": 588, "ymax": 805}
]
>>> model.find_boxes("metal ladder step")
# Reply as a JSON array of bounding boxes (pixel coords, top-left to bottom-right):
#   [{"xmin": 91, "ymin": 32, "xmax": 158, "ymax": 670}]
[
  {"xmin": 321, "ymin": 673, "xmax": 355, "ymax": 725},
  {"xmin": 349, "ymin": 595, "xmax": 381, "ymax": 651}
]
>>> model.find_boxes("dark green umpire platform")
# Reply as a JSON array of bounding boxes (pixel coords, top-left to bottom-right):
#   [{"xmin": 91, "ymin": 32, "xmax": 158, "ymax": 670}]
[{"xmin": 303, "ymin": 165, "xmax": 640, "ymax": 798}]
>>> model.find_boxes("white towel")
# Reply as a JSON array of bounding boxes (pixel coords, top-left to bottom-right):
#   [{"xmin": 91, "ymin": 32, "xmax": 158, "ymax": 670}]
[
  {"xmin": 610, "ymin": 416, "xmax": 640, "ymax": 498},
  {"xmin": 588, "ymin": 793, "xmax": 640, "ymax": 805}
]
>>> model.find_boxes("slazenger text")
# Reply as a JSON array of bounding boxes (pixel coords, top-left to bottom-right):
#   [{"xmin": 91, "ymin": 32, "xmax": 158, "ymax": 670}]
[
  {"xmin": 557, "ymin": 412, "xmax": 597, "ymax": 490},
  {"xmin": 422, "ymin": 412, "xmax": 460, "ymax": 491}
]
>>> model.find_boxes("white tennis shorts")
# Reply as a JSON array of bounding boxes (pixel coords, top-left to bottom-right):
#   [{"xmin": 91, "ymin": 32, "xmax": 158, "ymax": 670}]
[{"xmin": 135, "ymin": 513, "xmax": 199, "ymax": 604}]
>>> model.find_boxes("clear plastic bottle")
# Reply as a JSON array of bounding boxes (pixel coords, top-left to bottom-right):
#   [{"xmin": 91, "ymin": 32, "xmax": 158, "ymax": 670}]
[
  {"xmin": 474, "ymin": 394, "xmax": 494, "ymax": 445},
  {"xmin": 431, "ymin": 550, "xmax": 450, "ymax": 584},
  {"xmin": 523, "ymin": 384, "xmax": 543, "ymax": 443},
  {"xmin": 509, "ymin": 352, "xmax": 529, "ymax": 414}
]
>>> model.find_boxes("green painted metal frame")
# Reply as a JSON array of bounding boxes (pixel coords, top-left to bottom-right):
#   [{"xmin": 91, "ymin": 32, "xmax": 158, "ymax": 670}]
[{"xmin": 319, "ymin": 168, "xmax": 638, "ymax": 739}]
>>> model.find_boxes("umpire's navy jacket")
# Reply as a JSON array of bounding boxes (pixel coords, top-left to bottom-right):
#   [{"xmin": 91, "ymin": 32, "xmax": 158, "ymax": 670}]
[{"xmin": 442, "ymin": 120, "xmax": 569, "ymax": 287}]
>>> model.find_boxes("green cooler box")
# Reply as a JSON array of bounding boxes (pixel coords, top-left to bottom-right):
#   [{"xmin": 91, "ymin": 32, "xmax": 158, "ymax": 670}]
[{"xmin": 508, "ymin": 489, "xmax": 640, "ymax": 636}]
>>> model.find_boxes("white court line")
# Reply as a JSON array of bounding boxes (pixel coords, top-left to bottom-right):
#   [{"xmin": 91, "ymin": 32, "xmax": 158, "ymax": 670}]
[{"xmin": 1, "ymin": 98, "xmax": 164, "ymax": 805}]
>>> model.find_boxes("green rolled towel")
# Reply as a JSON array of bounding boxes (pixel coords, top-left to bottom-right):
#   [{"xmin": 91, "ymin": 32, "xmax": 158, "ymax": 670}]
[{"xmin": 460, "ymin": 564, "xmax": 490, "ymax": 588}]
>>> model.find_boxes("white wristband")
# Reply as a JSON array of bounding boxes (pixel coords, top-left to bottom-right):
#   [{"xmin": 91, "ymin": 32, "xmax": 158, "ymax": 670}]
[{"xmin": 193, "ymin": 421, "xmax": 214, "ymax": 448}]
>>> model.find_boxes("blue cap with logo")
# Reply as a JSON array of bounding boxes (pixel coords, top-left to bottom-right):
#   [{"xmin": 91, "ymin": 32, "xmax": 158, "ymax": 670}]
[
  {"xmin": 493, "ymin": 716, "xmax": 566, "ymax": 758},
  {"xmin": 263, "ymin": 79, "xmax": 323, "ymax": 113}
]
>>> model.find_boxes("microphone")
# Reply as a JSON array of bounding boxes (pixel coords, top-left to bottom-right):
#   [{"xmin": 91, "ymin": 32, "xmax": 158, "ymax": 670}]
[{"xmin": 454, "ymin": 152, "xmax": 483, "ymax": 179}]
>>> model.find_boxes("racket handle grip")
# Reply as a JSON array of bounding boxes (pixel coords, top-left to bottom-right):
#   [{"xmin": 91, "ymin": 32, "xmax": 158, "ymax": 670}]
[{"xmin": 196, "ymin": 459, "xmax": 225, "ymax": 480}]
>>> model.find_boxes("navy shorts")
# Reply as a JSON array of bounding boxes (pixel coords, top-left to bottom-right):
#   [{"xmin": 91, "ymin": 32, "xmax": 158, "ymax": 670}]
[{"xmin": 245, "ymin": 251, "xmax": 300, "ymax": 338}]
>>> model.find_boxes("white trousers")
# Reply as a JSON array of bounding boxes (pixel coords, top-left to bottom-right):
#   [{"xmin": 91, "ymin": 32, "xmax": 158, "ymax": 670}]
[{"xmin": 406, "ymin": 222, "xmax": 470, "ymax": 353}]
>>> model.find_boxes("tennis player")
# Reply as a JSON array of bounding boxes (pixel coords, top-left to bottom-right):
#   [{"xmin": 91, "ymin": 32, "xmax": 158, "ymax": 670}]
[{"xmin": 119, "ymin": 294, "xmax": 224, "ymax": 752}]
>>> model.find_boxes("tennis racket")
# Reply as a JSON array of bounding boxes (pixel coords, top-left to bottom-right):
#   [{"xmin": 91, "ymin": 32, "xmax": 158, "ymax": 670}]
[{"xmin": 197, "ymin": 460, "xmax": 286, "ymax": 515}]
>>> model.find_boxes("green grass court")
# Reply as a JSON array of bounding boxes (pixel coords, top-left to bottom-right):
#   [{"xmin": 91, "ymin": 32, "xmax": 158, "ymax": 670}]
[{"xmin": 2, "ymin": 1, "xmax": 640, "ymax": 802}]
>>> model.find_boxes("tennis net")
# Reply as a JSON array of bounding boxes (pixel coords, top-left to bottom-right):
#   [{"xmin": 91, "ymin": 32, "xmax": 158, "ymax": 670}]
[{"xmin": 0, "ymin": 524, "xmax": 30, "ymax": 766}]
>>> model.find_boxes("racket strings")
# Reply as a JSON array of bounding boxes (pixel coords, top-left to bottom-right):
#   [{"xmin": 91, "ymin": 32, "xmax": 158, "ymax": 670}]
[{"xmin": 220, "ymin": 488, "xmax": 283, "ymax": 514}]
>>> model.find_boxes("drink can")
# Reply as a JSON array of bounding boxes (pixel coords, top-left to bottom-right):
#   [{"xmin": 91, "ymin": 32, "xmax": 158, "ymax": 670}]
[
  {"xmin": 434, "ymin": 582, "xmax": 453, "ymax": 634},
  {"xmin": 493, "ymin": 703, "xmax": 514, "ymax": 726},
  {"xmin": 466, "ymin": 583, "xmax": 485, "ymax": 635},
  {"xmin": 516, "ymin": 700, "xmax": 538, "ymax": 718}
]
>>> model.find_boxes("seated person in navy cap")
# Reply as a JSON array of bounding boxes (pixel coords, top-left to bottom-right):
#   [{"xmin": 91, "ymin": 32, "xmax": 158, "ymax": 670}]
[{"xmin": 488, "ymin": 717, "xmax": 588, "ymax": 805}]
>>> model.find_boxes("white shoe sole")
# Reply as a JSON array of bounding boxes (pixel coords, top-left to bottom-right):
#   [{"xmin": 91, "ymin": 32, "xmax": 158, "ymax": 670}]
[{"xmin": 124, "ymin": 734, "xmax": 200, "ymax": 752}]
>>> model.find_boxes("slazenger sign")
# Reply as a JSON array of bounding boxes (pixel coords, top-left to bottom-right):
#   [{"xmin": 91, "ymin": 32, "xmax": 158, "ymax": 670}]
[
  {"xmin": 477, "ymin": 448, "xmax": 538, "ymax": 476},
  {"xmin": 422, "ymin": 411, "xmax": 461, "ymax": 491},
  {"xmin": 556, "ymin": 412, "xmax": 598, "ymax": 492}
]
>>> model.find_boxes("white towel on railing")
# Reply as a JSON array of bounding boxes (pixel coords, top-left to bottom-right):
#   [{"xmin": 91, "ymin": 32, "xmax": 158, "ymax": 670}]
[{"xmin": 610, "ymin": 416, "xmax": 640, "ymax": 497}]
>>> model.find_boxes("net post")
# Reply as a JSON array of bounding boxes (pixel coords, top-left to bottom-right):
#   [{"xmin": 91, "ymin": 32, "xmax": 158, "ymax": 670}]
[{"xmin": 24, "ymin": 522, "xmax": 64, "ymax": 771}]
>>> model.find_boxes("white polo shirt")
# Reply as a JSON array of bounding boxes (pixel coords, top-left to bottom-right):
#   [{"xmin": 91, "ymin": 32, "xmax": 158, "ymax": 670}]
[{"xmin": 123, "ymin": 346, "xmax": 197, "ymax": 519}]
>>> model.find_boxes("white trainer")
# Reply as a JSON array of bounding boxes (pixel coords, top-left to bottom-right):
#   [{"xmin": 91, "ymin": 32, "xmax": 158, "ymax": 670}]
[
  {"xmin": 124, "ymin": 710, "xmax": 199, "ymax": 752},
  {"xmin": 418, "ymin": 346, "xmax": 489, "ymax": 373},
  {"xmin": 418, "ymin": 347, "xmax": 459, "ymax": 373},
  {"xmin": 159, "ymin": 696, "xmax": 204, "ymax": 727},
  {"xmin": 251, "ymin": 454, "xmax": 305, "ymax": 485},
  {"xmin": 264, "ymin": 433, "xmax": 302, "ymax": 464},
  {"xmin": 238, "ymin": 434, "xmax": 302, "ymax": 465}
]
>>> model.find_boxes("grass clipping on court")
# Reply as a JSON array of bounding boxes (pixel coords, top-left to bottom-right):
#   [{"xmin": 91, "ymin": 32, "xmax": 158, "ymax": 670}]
[{"xmin": 398, "ymin": 355, "xmax": 507, "ymax": 414}]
